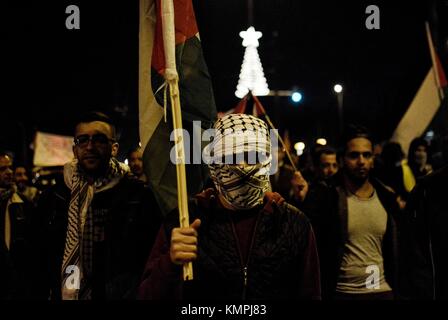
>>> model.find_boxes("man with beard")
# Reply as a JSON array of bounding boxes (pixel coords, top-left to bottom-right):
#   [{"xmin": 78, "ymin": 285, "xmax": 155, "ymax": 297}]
[
  {"xmin": 313, "ymin": 146, "xmax": 339, "ymax": 181},
  {"xmin": 300, "ymin": 125, "xmax": 401, "ymax": 300},
  {"xmin": 127, "ymin": 147, "xmax": 148, "ymax": 185},
  {"xmin": 14, "ymin": 166, "xmax": 40, "ymax": 204},
  {"xmin": 138, "ymin": 114, "xmax": 321, "ymax": 300},
  {"xmin": 36, "ymin": 112, "xmax": 161, "ymax": 300}
]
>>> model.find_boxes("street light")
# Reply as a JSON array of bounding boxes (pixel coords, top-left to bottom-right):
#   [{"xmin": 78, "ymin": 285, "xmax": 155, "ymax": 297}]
[
  {"xmin": 294, "ymin": 141, "xmax": 306, "ymax": 156},
  {"xmin": 334, "ymin": 84, "xmax": 343, "ymax": 93},
  {"xmin": 291, "ymin": 92, "xmax": 303, "ymax": 103},
  {"xmin": 333, "ymin": 84, "xmax": 344, "ymax": 137},
  {"xmin": 267, "ymin": 89, "xmax": 304, "ymax": 104}
]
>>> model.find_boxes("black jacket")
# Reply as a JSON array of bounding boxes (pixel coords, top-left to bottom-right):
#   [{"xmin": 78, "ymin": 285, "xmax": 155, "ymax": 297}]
[
  {"xmin": 36, "ymin": 175, "xmax": 162, "ymax": 300},
  {"xmin": 299, "ymin": 175, "xmax": 402, "ymax": 299},
  {"xmin": 138, "ymin": 189, "xmax": 321, "ymax": 300},
  {"xmin": 0, "ymin": 241, "xmax": 15, "ymax": 299},
  {"xmin": 0, "ymin": 192, "xmax": 36, "ymax": 299},
  {"xmin": 401, "ymin": 165, "xmax": 448, "ymax": 299}
]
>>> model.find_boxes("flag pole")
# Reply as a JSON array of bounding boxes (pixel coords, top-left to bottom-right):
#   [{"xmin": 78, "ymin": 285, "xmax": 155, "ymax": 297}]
[
  {"xmin": 169, "ymin": 79, "xmax": 193, "ymax": 280},
  {"xmin": 252, "ymin": 95, "xmax": 298, "ymax": 171},
  {"xmin": 426, "ymin": 22, "xmax": 445, "ymax": 100},
  {"xmin": 162, "ymin": 0, "xmax": 193, "ymax": 281}
]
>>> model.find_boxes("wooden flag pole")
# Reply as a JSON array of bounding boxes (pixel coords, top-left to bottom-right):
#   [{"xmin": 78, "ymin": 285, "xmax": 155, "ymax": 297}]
[
  {"xmin": 160, "ymin": 0, "xmax": 193, "ymax": 281},
  {"xmin": 266, "ymin": 116, "xmax": 298, "ymax": 172},
  {"xmin": 169, "ymin": 79, "xmax": 194, "ymax": 280},
  {"xmin": 252, "ymin": 95, "xmax": 298, "ymax": 171},
  {"xmin": 264, "ymin": 113, "xmax": 297, "ymax": 171},
  {"xmin": 426, "ymin": 22, "xmax": 445, "ymax": 100}
]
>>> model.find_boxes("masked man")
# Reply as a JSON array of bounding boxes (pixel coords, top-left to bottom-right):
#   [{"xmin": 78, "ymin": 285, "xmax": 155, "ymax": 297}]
[{"xmin": 138, "ymin": 114, "xmax": 321, "ymax": 300}]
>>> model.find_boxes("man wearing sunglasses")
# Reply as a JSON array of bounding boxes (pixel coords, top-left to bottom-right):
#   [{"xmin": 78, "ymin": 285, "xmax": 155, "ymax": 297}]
[{"xmin": 36, "ymin": 111, "xmax": 162, "ymax": 300}]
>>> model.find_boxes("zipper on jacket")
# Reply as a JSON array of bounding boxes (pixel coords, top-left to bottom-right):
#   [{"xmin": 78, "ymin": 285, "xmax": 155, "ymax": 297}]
[
  {"xmin": 423, "ymin": 189, "xmax": 437, "ymax": 299},
  {"xmin": 428, "ymin": 234, "xmax": 436, "ymax": 299},
  {"xmin": 243, "ymin": 266, "xmax": 248, "ymax": 287},
  {"xmin": 229, "ymin": 213, "xmax": 260, "ymax": 300}
]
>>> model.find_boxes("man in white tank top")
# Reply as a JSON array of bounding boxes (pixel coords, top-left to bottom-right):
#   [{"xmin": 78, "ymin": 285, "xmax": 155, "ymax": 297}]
[{"xmin": 299, "ymin": 125, "xmax": 401, "ymax": 300}]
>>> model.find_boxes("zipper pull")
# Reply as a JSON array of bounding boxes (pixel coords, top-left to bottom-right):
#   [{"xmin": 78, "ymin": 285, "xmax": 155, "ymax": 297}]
[{"xmin": 243, "ymin": 266, "xmax": 248, "ymax": 287}]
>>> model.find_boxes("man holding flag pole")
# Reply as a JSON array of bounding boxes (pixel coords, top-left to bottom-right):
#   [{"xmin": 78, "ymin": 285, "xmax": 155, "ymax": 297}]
[
  {"xmin": 139, "ymin": 0, "xmax": 217, "ymax": 280},
  {"xmin": 138, "ymin": 0, "xmax": 320, "ymax": 300},
  {"xmin": 138, "ymin": 112, "xmax": 321, "ymax": 300}
]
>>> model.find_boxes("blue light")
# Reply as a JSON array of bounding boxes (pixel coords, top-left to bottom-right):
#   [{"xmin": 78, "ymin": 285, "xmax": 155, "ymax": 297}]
[{"xmin": 291, "ymin": 92, "xmax": 302, "ymax": 103}]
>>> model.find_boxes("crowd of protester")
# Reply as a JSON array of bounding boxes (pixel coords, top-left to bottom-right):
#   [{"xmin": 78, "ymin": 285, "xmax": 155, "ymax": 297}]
[{"xmin": 1, "ymin": 111, "xmax": 447, "ymax": 300}]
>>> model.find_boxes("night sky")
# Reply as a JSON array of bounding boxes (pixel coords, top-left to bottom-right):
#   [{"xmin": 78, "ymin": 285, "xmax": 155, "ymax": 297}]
[{"xmin": 2, "ymin": 0, "xmax": 447, "ymax": 165}]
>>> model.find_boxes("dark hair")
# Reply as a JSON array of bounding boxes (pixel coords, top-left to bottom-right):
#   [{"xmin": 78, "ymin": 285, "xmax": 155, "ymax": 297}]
[
  {"xmin": 127, "ymin": 146, "xmax": 142, "ymax": 159},
  {"xmin": 341, "ymin": 124, "xmax": 373, "ymax": 154},
  {"xmin": 74, "ymin": 111, "xmax": 116, "ymax": 138},
  {"xmin": 381, "ymin": 142, "xmax": 404, "ymax": 166},
  {"xmin": 312, "ymin": 146, "xmax": 337, "ymax": 167},
  {"xmin": 0, "ymin": 151, "xmax": 13, "ymax": 160},
  {"xmin": 408, "ymin": 137, "xmax": 429, "ymax": 167},
  {"xmin": 13, "ymin": 165, "xmax": 30, "ymax": 177}
]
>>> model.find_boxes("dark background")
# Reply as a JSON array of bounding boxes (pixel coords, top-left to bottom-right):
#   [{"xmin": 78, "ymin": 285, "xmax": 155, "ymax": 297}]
[{"xmin": 1, "ymin": 0, "xmax": 447, "ymax": 166}]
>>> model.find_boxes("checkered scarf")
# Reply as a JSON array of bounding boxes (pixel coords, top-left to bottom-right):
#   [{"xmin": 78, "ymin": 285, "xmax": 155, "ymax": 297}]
[
  {"xmin": 61, "ymin": 157, "xmax": 129, "ymax": 300},
  {"xmin": 206, "ymin": 114, "xmax": 272, "ymax": 210}
]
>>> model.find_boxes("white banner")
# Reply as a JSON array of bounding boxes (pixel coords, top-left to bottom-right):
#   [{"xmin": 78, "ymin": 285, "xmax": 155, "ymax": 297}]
[
  {"xmin": 33, "ymin": 131, "xmax": 74, "ymax": 167},
  {"xmin": 391, "ymin": 67, "xmax": 441, "ymax": 155}
]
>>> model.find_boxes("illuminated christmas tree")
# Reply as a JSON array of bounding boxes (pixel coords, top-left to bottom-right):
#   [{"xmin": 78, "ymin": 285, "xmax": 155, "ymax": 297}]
[{"xmin": 235, "ymin": 26, "xmax": 270, "ymax": 98}]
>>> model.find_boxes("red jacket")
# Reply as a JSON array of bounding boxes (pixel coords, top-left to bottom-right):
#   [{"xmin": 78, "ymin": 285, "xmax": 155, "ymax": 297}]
[{"xmin": 138, "ymin": 189, "xmax": 321, "ymax": 300}]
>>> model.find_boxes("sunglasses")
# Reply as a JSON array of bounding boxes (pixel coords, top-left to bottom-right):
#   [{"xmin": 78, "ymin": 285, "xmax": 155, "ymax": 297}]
[{"xmin": 74, "ymin": 134, "xmax": 115, "ymax": 147}]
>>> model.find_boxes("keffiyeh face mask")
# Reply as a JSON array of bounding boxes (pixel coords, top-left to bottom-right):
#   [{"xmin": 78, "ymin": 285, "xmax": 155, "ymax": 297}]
[{"xmin": 207, "ymin": 114, "xmax": 272, "ymax": 210}]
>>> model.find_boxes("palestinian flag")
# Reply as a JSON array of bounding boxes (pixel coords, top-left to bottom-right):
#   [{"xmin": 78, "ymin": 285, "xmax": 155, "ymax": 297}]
[
  {"xmin": 391, "ymin": 22, "xmax": 447, "ymax": 154},
  {"xmin": 139, "ymin": 0, "xmax": 217, "ymax": 216}
]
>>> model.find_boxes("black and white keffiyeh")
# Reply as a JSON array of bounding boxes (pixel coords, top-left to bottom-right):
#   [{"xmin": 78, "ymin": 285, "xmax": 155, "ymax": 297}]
[
  {"xmin": 61, "ymin": 157, "xmax": 129, "ymax": 300},
  {"xmin": 206, "ymin": 114, "xmax": 272, "ymax": 210}
]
